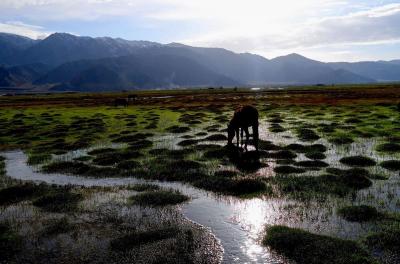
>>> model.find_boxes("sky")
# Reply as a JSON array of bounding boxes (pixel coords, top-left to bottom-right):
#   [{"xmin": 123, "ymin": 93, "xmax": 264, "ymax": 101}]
[{"xmin": 0, "ymin": 0, "xmax": 399, "ymax": 62}]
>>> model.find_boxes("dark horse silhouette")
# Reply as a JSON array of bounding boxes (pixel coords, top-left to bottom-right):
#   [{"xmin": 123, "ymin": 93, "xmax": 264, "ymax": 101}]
[
  {"xmin": 227, "ymin": 105, "xmax": 259, "ymax": 151},
  {"xmin": 114, "ymin": 98, "xmax": 128, "ymax": 107}
]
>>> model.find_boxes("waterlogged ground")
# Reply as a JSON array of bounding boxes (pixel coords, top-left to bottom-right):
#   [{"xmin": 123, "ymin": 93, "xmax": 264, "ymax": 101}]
[{"xmin": 0, "ymin": 87, "xmax": 400, "ymax": 264}]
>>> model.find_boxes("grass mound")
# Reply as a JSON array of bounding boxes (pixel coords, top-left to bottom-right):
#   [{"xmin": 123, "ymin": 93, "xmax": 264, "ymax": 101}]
[
  {"xmin": 328, "ymin": 168, "xmax": 373, "ymax": 189},
  {"xmin": 305, "ymin": 152, "xmax": 326, "ymax": 160},
  {"xmin": 194, "ymin": 177, "xmax": 267, "ymax": 196},
  {"xmin": 380, "ymin": 160, "xmax": 400, "ymax": 171},
  {"xmin": 259, "ymin": 140, "xmax": 282, "ymax": 151},
  {"xmin": 41, "ymin": 217, "xmax": 73, "ymax": 237},
  {"xmin": 274, "ymin": 166, "xmax": 306, "ymax": 174},
  {"xmin": 269, "ymin": 123, "xmax": 286, "ymax": 133},
  {"xmin": 0, "ymin": 183, "xmax": 48, "ymax": 205},
  {"xmin": 263, "ymin": 225, "xmax": 374, "ymax": 264},
  {"xmin": 365, "ymin": 229, "xmax": 400, "ymax": 253},
  {"xmin": 329, "ymin": 136, "xmax": 354, "ymax": 145},
  {"xmin": 166, "ymin": 125, "xmax": 191, "ymax": 133},
  {"xmin": 296, "ymin": 160, "xmax": 329, "ymax": 168},
  {"xmin": 129, "ymin": 189, "xmax": 189, "ymax": 207},
  {"xmin": 339, "ymin": 156, "xmax": 376, "ymax": 167},
  {"xmin": 116, "ymin": 160, "xmax": 140, "ymax": 170},
  {"xmin": 0, "ymin": 223, "xmax": 21, "ymax": 260},
  {"xmin": 297, "ymin": 128, "xmax": 320, "ymax": 141},
  {"xmin": 32, "ymin": 191, "xmax": 83, "ymax": 212},
  {"xmin": 178, "ymin": 139, "xmax": 199, "ymax": 146},
  {"xmin": 128, "ymin": 139, "xmax": 153, "ymax": 149},
  {"xmin": 110, "ymin": 227, "xmax": 178, "ymax": 251},
  {"xmin": 376, "ymin": 143, "xmax": 400, "ymax": 153},
  {"xmin": 337, "ymin": 205, "xmax": 381, "ymax": 222},
  {"xmin": 214, "ymin": 170, "xmax": 238, "ymax": 178},
  {"xmin": 266, "ymin": 150, "xmax": 297, "ymax": 160},
  {"xmin": 204, "ymin": 134, "xmax": 227, "ymax": 141},
  {"xmin": 87, "ymin": 148, "xmax": 116, "ymax": 155},
  {"xmin": 92, "ymin": 154, "xmax": 120, "ymax": 166},
  {"xmin": 43, "ymin": 161, "xmax": 90, "ymax": 174},
  {"xmin": 27, "ymin": 153, "xmax": 51, "ymax": 165},
  {"xmin": 270, "ymin": 171, "xmax": 372, "ymax": 199}
]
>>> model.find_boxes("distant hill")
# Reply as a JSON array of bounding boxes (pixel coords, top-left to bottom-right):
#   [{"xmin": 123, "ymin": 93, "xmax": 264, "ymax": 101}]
[
  {"xmin": 1, "ymin": 32, "xmax": 399, "ymax": 91},
  {"xmin": 3, "ymin": 33, "xmax": 161, "ymax": 66},
  {"xmin": 329, "ymin": 61, "xmax": 400, "ymax": 82},
  {"xmin": 389, "ymin": 60, "xmax": 400, "ymax": 65},
  {"xmin": 0, "ymin": 33, "xmax": 38, "ymax": 65},
  {"xmin": 46, "ymin": 53, "xmax": 239, "ymax": 91},
  {"xmin": 0, "ymin": 63, "xmax": 50, "ymax": 87}
]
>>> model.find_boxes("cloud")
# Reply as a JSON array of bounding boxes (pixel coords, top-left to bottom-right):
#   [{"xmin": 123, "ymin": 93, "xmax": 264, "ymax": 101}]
[
  {"xmin": 0, "ymin": 21, "xmax": 51, "ymax": 39},
  {"xmin": 181, "ymin": 3, "xmax": 400, "ymax": 58},
  {"xmin": 0, "ymin": 0, "xmax": 399, "ymax": 61}
]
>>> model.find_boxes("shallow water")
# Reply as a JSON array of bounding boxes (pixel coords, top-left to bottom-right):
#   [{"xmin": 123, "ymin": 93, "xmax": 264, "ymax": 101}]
[
  {"xmin": 3, "ymin": 150, "xmax": 284, "ymax": 264},
  {"xmin": 3, "ymin": 149, "xmax": 397, "ymax": 263}
]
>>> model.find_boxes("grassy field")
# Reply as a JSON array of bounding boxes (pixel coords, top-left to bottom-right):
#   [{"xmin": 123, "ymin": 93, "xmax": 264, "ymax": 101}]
[{"xmin": 0, "ymin": 84, "xmax": 399, "ymax": 263}]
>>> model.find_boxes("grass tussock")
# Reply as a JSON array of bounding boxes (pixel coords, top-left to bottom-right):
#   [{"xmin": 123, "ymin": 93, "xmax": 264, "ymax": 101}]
[
  {"xmin": 380, "ymin": 160, "xmax": 400, "ymax": 171},
  {"xmin": 0, "ymin": 223, "xmax": 22, "ymax": 261},
  {"xmin": 364, "ymin": 229, "xmax": 400, "ymax": 253},
  {"xmin": 339, "ymin": 156, "xmax": 377, "ymax": 167},
  {"xmin": 337, "ymin": 205, "xmax": 381, "ymax": 222},
  {"xmin": 32, "ymin": 190, "xmax": 83, "ymax": 213},
  {"xmin": 110, "ymin": 227, "xmax": 178, "ymax": 251},
  {"xmin": 263, "ymin": 225, "xmax": 375, "ymax": 264}
]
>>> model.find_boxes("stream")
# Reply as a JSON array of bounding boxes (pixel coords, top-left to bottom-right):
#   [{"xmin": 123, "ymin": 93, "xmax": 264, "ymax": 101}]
[{"xmin": 2, "ymin": 150, "xmax": 287, "ymax": 264}]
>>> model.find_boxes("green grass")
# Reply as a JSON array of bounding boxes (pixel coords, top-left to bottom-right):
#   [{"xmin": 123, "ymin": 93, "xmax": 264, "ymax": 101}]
[
  {"xmin": 269, "ymin": 171, "xmax": 372, "ymax": 199},
  {"xmin": 376, "ymin": 143, "xmax": 400, "ymax": 153},
  {"xmin": 296, "ymin": 128, "xmax": 320, "ymax": 141},
  {"xmin": 263, "ymin": 225, "xmax": 375, "ymax": 264},
  {"xmin": 40, "ymin": 217, "xmax": 74, "ymax": 237},
  {"xmin": 194, "ymin": 177, "xmax": 268, "ymax": 196},
  {"xmin": 110, "ymin": 227, "xmax": 179, "ymax": 251},
  {"xmin": 364, "ymin": 229, "xmax": 400, "ymax": 253},
  {"xmin": 0, "ymin": 223, "xmax": 21, "ymax": 261},
  {"xmin": 27, "ymin": 152, "xmax": 52, "ymax": 165},
  {"xmin": 274, "ymin": 166, "xmax": 306, "ymax": 174},
  {"xmin": 339, "ymin": 156, "xmax": 377, "ymax": 167},
  {"xmin": 32, "ymin": 190, "xmax": 83, "ymax": 213},
  {"xmin": 0, "ymin": 183, "xmax": 51, "ymax": 206},
  {"xmin": 337, "ymin": 205, "xmax": 381, "ymax": 222},
  {"xmin": 380, "ymin": 160, "xmax": 400, "ymax": 171}
]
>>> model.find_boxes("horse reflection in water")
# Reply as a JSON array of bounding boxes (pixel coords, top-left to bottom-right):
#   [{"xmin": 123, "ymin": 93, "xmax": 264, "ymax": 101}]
[{"xmin": 226, "ymin": 105, "xmax": 263, "ymax": 173}]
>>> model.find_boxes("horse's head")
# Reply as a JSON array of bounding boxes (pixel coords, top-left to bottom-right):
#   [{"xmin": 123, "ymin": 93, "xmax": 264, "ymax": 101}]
[{"xmin": 227, "ymin": 122, "xmax": 235, "ymax": 145}]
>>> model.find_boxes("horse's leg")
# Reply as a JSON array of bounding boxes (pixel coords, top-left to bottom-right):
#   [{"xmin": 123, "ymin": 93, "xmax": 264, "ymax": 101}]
[
  {"xmin": 235, "ymin": 128, "xmax": 239, "ymax": 148},
  {"xmin": 240, "ymin": 128, "xmax": 244, "ymax": 147},
  {"xmin": 244, "ymin": 127, "xmax": 249, "ymax": 151},
  {"xmin": 253, "ymin": 123, "xmax": 259, "ymax": 151}
]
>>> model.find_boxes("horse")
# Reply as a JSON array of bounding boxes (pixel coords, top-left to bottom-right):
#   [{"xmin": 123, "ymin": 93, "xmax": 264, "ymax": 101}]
[
  {"xmin": 227, "ymin": 105, "xmax": 259, "ymax": 151},
  {"xmin": 114, "ymin": 98, "xmax": 128, "ymax": 107}
]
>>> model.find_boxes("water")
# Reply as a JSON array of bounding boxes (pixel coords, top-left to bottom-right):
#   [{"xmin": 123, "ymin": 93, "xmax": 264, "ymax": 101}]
[
  {"xmin": 3, "ymin": 149, "xmax": 397, "ymax": 263},
  {"xmin": 3, "ymin": 150, "xmax": 285, "ymax": 264}
]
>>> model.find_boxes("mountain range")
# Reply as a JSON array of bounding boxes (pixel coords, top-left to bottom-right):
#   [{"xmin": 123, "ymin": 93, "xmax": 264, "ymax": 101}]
[{"xmin": 0, "ymin": 32, "xmax": 399, "ymax": 92}]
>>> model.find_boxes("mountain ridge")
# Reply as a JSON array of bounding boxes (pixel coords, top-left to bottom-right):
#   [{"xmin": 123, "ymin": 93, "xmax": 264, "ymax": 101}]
[{"xmin": 0, "ymin": 32, "xmax": 398, "ymax": 91}]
